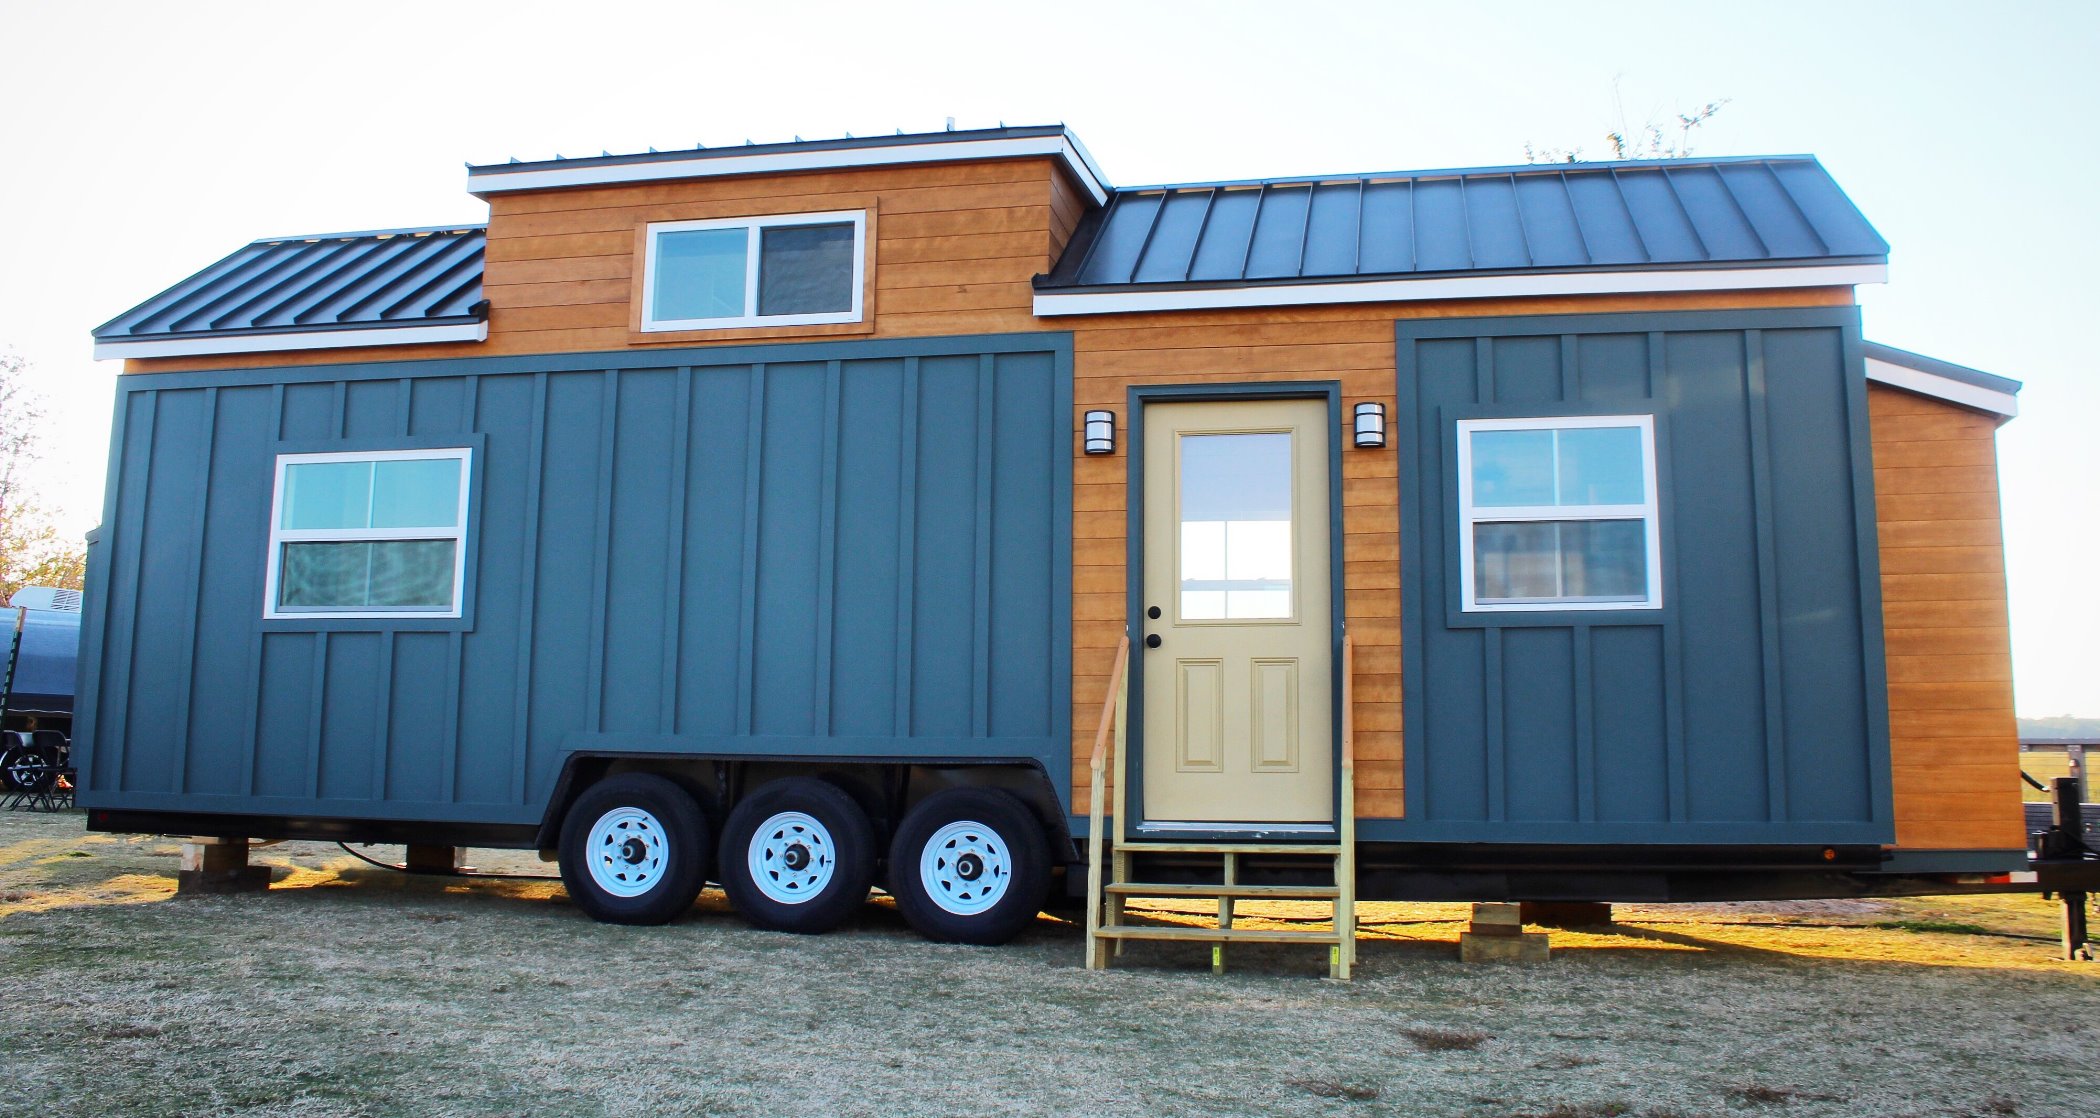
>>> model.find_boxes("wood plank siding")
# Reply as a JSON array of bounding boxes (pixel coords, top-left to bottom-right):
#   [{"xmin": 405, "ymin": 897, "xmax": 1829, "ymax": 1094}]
[
  {"xmin": 122, "ymin": 157, "xmax": 1087, "ymax": 375},
  {"xmin": 1061, "ymin": 286, "xmax": 1857, "ymax": 817},
  {"xmin": 1868, "ymin": 383, "xmax": 2023, "ymax": 850}
]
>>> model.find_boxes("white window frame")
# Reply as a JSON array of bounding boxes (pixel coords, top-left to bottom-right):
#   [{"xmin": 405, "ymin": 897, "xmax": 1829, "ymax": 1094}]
[
  {"xmin": 639, "ymin": 210, "xmax": 867, "ymax": 331},
  {"xmin": 1455, "ymin": 414, "xmax": 1662, "ymax": 613},
  {"xmin": 263, "ymin": 447, "xmax": 473, "ymax": 620}
]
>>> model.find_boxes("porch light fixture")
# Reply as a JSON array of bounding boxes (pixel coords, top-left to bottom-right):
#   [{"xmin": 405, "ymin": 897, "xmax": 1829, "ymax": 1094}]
[
  {"xmin": 1353, "ymin": 402, "xmax": 1387, "ymax": 449},
  {"xmin": 1084, "ymin": 410, "xmax": 1116, "ymax": 454}
]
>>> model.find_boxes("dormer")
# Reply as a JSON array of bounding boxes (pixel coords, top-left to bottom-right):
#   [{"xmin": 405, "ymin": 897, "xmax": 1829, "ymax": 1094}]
[{"xmin": 96, "ymin": 126, "xmax": 1108, "ymax": 371}]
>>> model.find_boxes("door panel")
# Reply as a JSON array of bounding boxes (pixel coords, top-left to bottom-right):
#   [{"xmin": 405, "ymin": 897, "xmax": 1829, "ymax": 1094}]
[
  {"xmin": 1251, "ymin": 658, "xmax": 1300, "ymax": 772},
  {"xmin": 1176, "ymin": 659, "xmax": 1224, "ymax": 772},
  {"xmin": 1141, "ymin": 398, "xmax": 1332, "ymax": 823}
]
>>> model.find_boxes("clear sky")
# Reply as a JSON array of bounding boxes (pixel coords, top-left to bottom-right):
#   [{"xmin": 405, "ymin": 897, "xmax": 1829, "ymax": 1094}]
[{"xmin": 1, "ymin": 0, "xmax": 2092, "ymax": 715}]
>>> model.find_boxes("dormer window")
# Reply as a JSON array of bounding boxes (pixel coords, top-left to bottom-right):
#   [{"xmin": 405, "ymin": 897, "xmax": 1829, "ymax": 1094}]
[{"xmin": 641, "ymin": 211, "xmax": 866, "ymax": 331}]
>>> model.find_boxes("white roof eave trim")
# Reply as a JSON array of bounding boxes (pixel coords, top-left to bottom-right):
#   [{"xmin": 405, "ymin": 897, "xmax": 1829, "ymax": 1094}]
[
  {"xmin": 95, "ymin": 322, "xmax": 489, "ymax": 361},
  {"xmin": 1032, "ymin": 263, "xmax": 1888, "ymax": 317},
  {"xmin": 1865, "ymin": 355, "xmax": 2018, "ymax": 419},
  {"xmin": 468, "ymin": 133, "xmax": 1112, "ymax": 207}
]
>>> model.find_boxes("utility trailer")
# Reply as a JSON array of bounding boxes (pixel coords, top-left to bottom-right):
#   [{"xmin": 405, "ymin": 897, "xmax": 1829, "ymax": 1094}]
[
  {"xmin": 0, "ymin": 586, "xmax": 81, "ymax": 803},
  {"xmin": 78, "ymin": 126, "xmax": 2084, "ymax": 964}
]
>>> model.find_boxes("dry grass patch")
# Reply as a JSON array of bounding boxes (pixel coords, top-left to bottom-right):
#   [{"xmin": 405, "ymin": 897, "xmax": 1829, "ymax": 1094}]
[
  {"xmin": 1524, "ymin": 1104, "xmax": 1633, "ymax": 1118},
  {"xmin": 1726, "ymin": 1085, "xmax": 1844, "ymax": 1106},
  {"xmin": 1286, "ymin": 1077, "xmax": 1379, "ymax": 1101},
  {"xmin": 1400, "ymin": 1025, "xmax": 1493, "ymax": 1052},
  {"xmin": 0, "ymin": 809, "xmax": 2094, "ymax": 1118}
]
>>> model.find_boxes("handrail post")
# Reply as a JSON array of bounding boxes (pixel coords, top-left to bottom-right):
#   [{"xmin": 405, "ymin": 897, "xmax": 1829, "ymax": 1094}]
[
  {"xmin": 1335, "ymin": 633, "xmax": 1357, "ymax": 979},
  {"xmin": 1085, "ymin": 635, "xmax": 1131, "ymax": 970}
]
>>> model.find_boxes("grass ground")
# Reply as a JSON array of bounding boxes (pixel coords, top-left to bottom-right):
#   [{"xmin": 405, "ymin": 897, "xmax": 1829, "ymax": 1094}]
[{"xmin": 1, "ymin": 808, "xmax": 2094, "ymax": 1118}]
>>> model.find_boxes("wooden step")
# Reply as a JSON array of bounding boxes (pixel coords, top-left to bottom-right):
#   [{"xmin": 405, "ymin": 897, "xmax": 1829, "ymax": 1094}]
[
  {"xmin": 1106, "ymin": 882, "xmax": 1340, "ymax": 900},
  {"xmin": 1094, "ymin": 924, "xmax": 1343, "ymax": 945},
  {"xmin": 1117, "ymin": 842, "xmax": 1342, "ymax": 855}
]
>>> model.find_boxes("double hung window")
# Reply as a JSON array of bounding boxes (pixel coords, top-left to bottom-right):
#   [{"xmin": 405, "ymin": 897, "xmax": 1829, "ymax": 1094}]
[
  {"xmin": 641, "ymin": 211, "xmax": 865, "ymax": 331},
  {"xmin": 264, "ymin": 449, "xmax": 472, "ymax": 619},
  {"xmin": 1457, "ymin": 415, "xmax": 1661, "ymax": 612}
]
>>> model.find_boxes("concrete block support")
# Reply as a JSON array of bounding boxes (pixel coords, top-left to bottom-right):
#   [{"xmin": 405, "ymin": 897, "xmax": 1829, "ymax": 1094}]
[
  {"xmin": 176, "ymin": 837, "xmax": 271, "ymax": 894},
  {"xmin": 1521, "ymin": 901, "xmax": 1614, "ymax": 928}
]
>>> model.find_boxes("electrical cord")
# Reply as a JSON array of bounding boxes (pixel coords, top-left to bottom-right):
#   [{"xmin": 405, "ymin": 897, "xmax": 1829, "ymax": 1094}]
[{"xmin": 335, "ymin": 842, "xmax": 562, "ymax": 881}]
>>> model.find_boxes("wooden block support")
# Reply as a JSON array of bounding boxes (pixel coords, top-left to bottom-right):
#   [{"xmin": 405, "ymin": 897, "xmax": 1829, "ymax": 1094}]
[
  {"xmin": 1460, "ymin": 930, "xmax": 1551, "ymax": 963},
  {"xmin": 1470, "ymin": 902, "xmax": 1522, "ymax": 926},
  {"xmin": 1521, "ymin": 901, "xmax": 1613, "ymax": 928},
  {"xmin": 177, "ymin": 837, "xmax": 271, "ymax": 894},
  {"xmin": 405, "ymin": 844, "xmax": 465, "ymax": 874}
]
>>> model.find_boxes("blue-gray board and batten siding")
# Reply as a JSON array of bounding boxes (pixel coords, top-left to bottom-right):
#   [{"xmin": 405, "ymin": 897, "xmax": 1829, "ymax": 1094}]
[
  {"xmin": 72, "ymin": 333, "xmax": 1074, "ymax": 832},
  {"xmin": 1391, "ymin": 305, "xmax": 1894, "ymax": 846}
]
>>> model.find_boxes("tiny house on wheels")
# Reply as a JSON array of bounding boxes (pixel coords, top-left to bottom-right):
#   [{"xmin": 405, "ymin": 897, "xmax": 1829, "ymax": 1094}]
[{"xmin": 81, "ymin": 126, "xmax": 2088, "ymax": 966}]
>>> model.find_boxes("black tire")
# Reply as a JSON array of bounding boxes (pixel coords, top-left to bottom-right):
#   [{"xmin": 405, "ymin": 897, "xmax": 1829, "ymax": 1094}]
[
  {"xmin": 1, "ymin": 743, "xmax": 56, "ymax": 794},
  {"xmin": 557, "ymin": 773, "xmax": 711, "ymax": 925},
  {"xmin": 719, "ymin": 777, "xmax": 877, "ymax": 934},
  {"xmin": 888, "ymin": 788, "xmax": 1052, "ymax": 946}
]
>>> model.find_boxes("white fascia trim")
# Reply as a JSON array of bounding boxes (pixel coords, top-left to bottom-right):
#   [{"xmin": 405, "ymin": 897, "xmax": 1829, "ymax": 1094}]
[
  {"xmin": 1032, "ymin": 263, "xmax": 1889, "ymax": 317},
  {"xmin": 1865, "ymin": 356, "xmax": 2018, "ymax": 418},
  {"xmin": 94, "ymin": 322, "xmax": 488, "ymax": 361},
  {"xmin": 468, "ymin": 135, "xmax": 1112, "ymax": 206}
]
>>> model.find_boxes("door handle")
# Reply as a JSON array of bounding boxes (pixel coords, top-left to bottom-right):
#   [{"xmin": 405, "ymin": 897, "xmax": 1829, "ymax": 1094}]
[{"xmin": 1144, "ymin": 634, "xmax": 1162, "ymax": 649}]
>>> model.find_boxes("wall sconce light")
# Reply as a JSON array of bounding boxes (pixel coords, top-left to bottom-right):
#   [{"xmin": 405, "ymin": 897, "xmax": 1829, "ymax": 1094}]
[
  {"xmin": 1353, "ymin": 402, "xmax": 1387, "ymax": 449},
  {"xmin": 1084, "ymin": 410, "xmax": 1116, "ymax": 455}
]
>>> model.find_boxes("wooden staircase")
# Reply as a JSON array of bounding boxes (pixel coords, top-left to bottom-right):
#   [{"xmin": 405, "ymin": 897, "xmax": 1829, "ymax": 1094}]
[{"xmin": 1082, "ymin": 636, "xmax": 1359, "ymax": 979}]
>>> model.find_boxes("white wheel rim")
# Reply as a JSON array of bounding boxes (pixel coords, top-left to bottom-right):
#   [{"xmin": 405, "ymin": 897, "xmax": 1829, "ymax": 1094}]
[
  {"xmin": 919, "ymin": 819, "xmax": 1012, "ymax": 916},
  {"xmin": 747, "ymin": 811, "xmax": 836, "ymax": 905},
  {"xmin": 585, "ymin": 806, "xmax": 671, "ymax": 898}
]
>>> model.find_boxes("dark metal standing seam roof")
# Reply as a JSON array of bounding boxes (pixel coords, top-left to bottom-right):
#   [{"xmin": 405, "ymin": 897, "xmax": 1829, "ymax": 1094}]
[
  {"xmin": 1037, "ymin": 155, "xmax": 1888, "ymax": 293},
  {"xmin": 1862, "ymin": 341, "xmax": 2022, "ymax": 397},
  {"xmin": 93, "ymin": 226, "xmax": 487, "ymax": 343}
]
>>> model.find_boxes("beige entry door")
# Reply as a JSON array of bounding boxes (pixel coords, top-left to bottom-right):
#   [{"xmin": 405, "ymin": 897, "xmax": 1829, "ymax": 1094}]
[{"xmin": 1141, "ymin": 398, "xmax": 1333, "ymax": 824}]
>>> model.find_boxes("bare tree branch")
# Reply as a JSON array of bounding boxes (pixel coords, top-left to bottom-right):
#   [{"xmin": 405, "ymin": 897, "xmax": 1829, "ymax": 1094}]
[
  {"xmin": 0, "ymin": 352, "xmax": 85, "ymax": 601},
  {"xmin": 1527, "ymin": 87, "xmax": 1732, "ymax": 165}
]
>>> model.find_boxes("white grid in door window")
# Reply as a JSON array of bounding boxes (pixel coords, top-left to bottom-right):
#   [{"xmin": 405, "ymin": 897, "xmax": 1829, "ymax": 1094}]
[{"xmin": 1177, "ymin": 430, "xmax": 1294, "ymax": 621}]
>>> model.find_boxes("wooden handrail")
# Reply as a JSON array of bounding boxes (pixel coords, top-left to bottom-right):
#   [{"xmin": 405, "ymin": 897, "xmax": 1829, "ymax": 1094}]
[
  {"xmin": 1337, "ymin": 633, "xmax": 1356, "ymax": 978},
  {"xmin": 1089, "ymin": 635, "xmax": 1132, "ymax": 777},
  {"xmin": 1340, "ymin": 634, "xmax": 1356, "ymax": 777},
  {"xmin": 1085, "ymin": 635, "xmax": 1131, "ymax": 969}
]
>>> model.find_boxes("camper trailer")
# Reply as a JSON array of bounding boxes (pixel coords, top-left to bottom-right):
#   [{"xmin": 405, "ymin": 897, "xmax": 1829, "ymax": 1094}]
[{"xmin": 81, "ymin": 126, "xmax": 2081, "ymax": 965}]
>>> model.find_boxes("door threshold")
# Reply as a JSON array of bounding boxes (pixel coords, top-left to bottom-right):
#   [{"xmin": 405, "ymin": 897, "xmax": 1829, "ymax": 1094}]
[{"xmin": 1136, "ymin": 821, "xmax": 1338, "ymax": 837}]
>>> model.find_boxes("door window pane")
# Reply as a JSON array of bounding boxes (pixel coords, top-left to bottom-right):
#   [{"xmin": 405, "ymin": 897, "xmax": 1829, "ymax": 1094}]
[
  {"xmin": 758, "ymin": 223, "xmax": 855, "ymax": 315},
  {"xmin": 1179, "ymin": 432, "xmax": 1292, "ymax": 620},
  {"xmin": 653, "ymin": 227, "xmax": 748, "ymax": 322}
]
